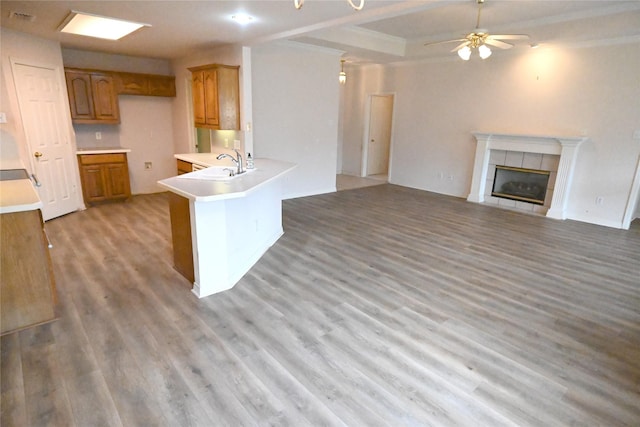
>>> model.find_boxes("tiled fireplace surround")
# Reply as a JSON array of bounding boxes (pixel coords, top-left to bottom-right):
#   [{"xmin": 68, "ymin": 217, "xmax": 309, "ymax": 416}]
[{"xmin": 468, "ymin": 133, "xmax": 587, "ymax": 219}]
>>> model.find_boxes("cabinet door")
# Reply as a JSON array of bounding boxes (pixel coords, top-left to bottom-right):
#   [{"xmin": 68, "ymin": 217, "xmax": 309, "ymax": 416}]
[
  {"xmin": 81, "ymin": 165, "xmax": 108, "ymax": 202},
  {"xmin": 217, "ymin": 66, "xmax": 240, "ymax": 130},
  {"xmin": 168, "ymin": 193, "xmax": 194, "ymax": 284},
  {"xmin": 148, "ymin": 75, "xmax": 176, "ymax": 97},
  {"xmin": 115, "ymin": 72, "xmax": 148, "ymax": 95},
  {"xmin": 203, "ymin": 69, "xmax": 220, "ymax": 127},
  {"xmin": 1, "ymin": 209, "xmax": 56, "ymax": 335},
  {"xmin": 105, "ymin": 163, "xmax": 131, "ymax": 199},
  {"xmin": 191, "ymin": 71, "xmax": 206, "ymax": 126},
  {"xmin": 177, "ymin": 159, "xmax": 193, "ymax": 175},
  {"xmin": 65, "ymin": 71, "xmax": 95, "ymax": 120},
  {"xmin": 91, "ymin": 73, "xmax": 120, "ymax": 123}
]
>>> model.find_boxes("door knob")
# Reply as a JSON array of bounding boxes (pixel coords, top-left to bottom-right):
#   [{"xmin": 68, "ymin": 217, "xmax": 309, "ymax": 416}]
[{"xmin": 34, "ymin": 151, "xmax": 43, "ymax": 158}]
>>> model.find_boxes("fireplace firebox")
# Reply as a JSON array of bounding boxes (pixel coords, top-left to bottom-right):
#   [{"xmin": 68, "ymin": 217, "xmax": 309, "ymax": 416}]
[{"xmin": 492, "ymin": 166, "xmax": 550, "ymax": 205}]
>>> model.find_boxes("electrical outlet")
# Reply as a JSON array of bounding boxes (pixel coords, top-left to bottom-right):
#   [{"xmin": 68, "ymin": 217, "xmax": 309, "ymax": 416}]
[
  {"xmin": 447, "ymin": 174, "xmax": 454, "ymax": 181},
  {"xmin": 144, "ymin": 162, "xmax": 152, "ymax": 170},
  {"xmin": 234, "ymin": 139, "xmax": 241, "ymax": 150},
  {"xmin": 595, "ymin": 196, "xmax": 604, "ymax": 205},
  {"xmin": 0, "ymin": 112, "xmax": 7, "ymax": 123},
  {"xmin": 437, "ymin": 172, "xmax": 444, "ymax": 180},
  {"xmin": 95, "ymin": 132, "xmax": 102, "ymax": 140}
]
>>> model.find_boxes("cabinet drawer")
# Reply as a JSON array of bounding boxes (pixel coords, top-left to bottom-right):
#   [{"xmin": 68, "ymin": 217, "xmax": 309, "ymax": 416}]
[
  {"xmin": 177, "ymin": 159, "xmax": 193, "ymax": 175},
  {"xmin": 78, "ymin": 153, "xmax": 126, "ymax": 165}
]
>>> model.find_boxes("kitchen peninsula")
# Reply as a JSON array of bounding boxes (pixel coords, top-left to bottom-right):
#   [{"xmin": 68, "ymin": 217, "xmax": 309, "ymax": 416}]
[{"xmin": 158, "ymin": 155, "xmax": 295, "ymax": 298}]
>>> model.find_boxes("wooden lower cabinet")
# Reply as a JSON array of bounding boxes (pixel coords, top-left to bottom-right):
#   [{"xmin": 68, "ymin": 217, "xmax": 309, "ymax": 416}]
[
  {"xmin": 177, "ymin": 159, "xmax": 193, "ymax": 175},
  {"xmin": 78, "ymin": 153, "xmax": 131, "ymax": 205},
  {"xmin": 168, "ymin": 193, "xmax": 194, "ymax": 284},
  {"xmin": 1, "ymin": 209, "xmax": 57, "ymax": 335}
]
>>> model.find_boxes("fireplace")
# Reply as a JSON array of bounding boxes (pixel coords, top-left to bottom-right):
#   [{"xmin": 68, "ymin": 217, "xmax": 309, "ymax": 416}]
[
  {"xmin": 468, "ymin": 133, "xmax": 587, "ymax": 219},
  {"xmin": 492, "ymin": 166, "xmax": 550, "ymax": 205}
]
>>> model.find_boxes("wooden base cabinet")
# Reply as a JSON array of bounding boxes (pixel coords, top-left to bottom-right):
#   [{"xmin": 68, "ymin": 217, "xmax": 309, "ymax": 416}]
[
  {"xmin": 1, "ymin": 209, "xmax": 57, "ymax": 335},
  {"xmin": 78, "ymin": 153, "xmax": 131, "ymax": 205},
  {"xmin": 177, "ymin": 159, "xmax": 193, "ymax": 175},
  {"xmin": 168, "ymin": 193, "xmax": 194, "ymax": 284}
]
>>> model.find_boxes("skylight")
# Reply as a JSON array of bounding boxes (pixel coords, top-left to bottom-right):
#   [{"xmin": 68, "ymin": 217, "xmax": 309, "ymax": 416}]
[{"xmin": 59, "ymin": 11, "xmax": 149, "ymax": 40}]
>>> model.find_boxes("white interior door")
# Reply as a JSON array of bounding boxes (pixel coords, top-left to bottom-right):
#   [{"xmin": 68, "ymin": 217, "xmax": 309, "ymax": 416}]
[
  {"xmin": 12, "ymin": 60, "xmax": 78, "ymax": 221},
  {"xmin": 365, "ymin": 95, "xmax": 393, "ymax": 176}
]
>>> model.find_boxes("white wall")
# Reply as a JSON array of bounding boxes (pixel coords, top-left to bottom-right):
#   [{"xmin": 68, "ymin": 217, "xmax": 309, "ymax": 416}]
[
  {"xmin": 343, "ymin": 42, "xmax": 640, "ymax": 228},
  {"xmin": 62, "ymin": 48, "xmax": 171, "ymax": 74},
  {"xmin": 118, "ymin": 96, "xmax": 175, "ymax": 194},
  {"xmin": 252, "ymin": 42, "xmax": 342, "ymax": 199},
  {"xmin": 340, "ymin": 64, "xmax": 385, "ymax": 176}
]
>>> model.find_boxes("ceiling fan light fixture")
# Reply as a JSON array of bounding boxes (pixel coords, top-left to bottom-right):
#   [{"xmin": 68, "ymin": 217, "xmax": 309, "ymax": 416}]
[
  {"xmin": 458, "ymin": 46, "xmax": 471, "ymax": 61},
  {"xmin": 294, "ymin": 0, "xmax": 364, "ymax": 10},
  {"xmin": 478, "ymin": 44, "xmax": 492, "ymax": 59},
  {"xmin": 339, "ymin": 59, "xmax": 347, "ymax": 84}
]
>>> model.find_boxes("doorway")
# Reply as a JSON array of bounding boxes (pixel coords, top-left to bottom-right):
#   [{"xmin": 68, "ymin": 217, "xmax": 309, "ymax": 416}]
[
  {"xmin": 362, "ymin": 94, "xmax": 394, "ymax": 180},
  {"xmin": 11, "ymin": 59, "xmax": 78, "ymax": 221}
]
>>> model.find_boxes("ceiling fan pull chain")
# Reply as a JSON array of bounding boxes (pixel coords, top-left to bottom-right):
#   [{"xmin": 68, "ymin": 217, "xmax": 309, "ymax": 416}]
[{"xmin": 347, "ymin": 0, "xmax": 365, "ymax": 11}]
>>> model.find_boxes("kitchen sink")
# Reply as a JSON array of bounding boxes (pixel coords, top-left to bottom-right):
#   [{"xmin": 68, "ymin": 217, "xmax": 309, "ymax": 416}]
[{"xmin": 177, "ymin": 166, "xmax": 256, "ymax": 181}]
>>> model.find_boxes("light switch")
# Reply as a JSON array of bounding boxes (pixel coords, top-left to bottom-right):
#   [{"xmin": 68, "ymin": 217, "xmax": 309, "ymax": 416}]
[{"xmin": 0, "ymin": 112, "xmax": 7, "ymax": 123}]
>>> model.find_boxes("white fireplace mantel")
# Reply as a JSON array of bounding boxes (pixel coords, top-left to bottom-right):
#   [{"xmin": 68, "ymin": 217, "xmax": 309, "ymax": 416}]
[{"xmin": 467, "ymin": 132, "xmax": 587, "ymax": 219}]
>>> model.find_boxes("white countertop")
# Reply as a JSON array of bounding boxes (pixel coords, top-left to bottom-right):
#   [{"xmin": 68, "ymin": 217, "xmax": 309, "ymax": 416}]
[
  {"xmin": 76, "ymin": 147, "xmax": 132, "ymax": 155},
  {"xmin": 0, "ymin": 177, "xmax": 42, "ymax": 214},
  {"xmin": 158, "ymin": 158, "xmax": 296, "ymax": 202}
]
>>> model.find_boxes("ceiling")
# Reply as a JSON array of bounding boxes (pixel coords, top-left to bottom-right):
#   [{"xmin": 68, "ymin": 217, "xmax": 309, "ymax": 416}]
[{"xmin": 2, "ymin": 0, "xmax": 639, "ymax": 64}]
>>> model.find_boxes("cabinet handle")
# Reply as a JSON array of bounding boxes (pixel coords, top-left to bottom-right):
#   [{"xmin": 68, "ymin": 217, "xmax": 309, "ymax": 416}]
[{"xmin": 31, "ymin": 174, "xmax": 41, "ymax": 187}]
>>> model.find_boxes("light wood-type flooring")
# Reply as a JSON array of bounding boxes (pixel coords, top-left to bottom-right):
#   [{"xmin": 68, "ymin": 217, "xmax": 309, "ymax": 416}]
[
  {"xmin": 336, "ymin": 173, "xmax": 387, "ymax": 191},
  {"xmin": 2, "ymin": 185, "xmax": 640, "ymax": 426}
]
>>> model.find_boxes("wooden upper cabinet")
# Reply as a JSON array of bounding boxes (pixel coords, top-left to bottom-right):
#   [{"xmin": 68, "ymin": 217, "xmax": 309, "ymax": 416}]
[
  {"xmin": 114, "ymin": 72, "xmax": 176, "ymax": 97},
  {"xmin": 65, "ymin": 71, "xmax": 95, "ymax": 120},
  {"xmin": 91, "ymin": 73, "xmax": 120, "ymax": 122},
  {"xmin": 191, "ymin": 71, "xmax": 206, "ymax": 125},
  {"xmin": 65, "ymin": 69, "xmax": 119, "ymax": 124},
  {"xmin": 65, "ymin": 68, "xmax": 176, "ymax": 124},
  {"xmin": 189, "ymin": 64, "xmax": 240, "ymax": 130},
  {"xmin": 203, "ymin": 69, "xmax": 220, "ymax": 127}
]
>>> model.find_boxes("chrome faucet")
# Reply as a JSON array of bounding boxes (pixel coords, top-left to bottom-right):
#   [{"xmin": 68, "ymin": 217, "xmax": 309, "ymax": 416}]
[{"xmin": 216, "ymin": 149, "xmax": 244, "ymax": 175}]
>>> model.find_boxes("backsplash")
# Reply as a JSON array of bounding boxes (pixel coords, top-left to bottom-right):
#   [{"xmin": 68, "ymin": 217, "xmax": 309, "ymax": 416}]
[
  {"xmin": 196, "ymin": 129, "xmax": 243, "ymax": 153},
  {"xmin": 74, "ymin": 124, "xmax": 121, "ymax": 149}
]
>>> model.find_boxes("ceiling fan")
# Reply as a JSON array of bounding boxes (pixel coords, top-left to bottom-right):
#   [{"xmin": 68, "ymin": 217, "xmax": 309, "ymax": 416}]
[{"xmin": 425, "ymin": 0, "xmax": 530, "ymax": 60}]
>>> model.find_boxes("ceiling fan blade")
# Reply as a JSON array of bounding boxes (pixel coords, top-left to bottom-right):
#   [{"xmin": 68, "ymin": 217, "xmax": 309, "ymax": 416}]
[
  {"xmin": 424, "ymin": 38, "xmax": 466, "ymax": 47},
  {"xmin": 489, "ymin": 34, "xmax": 530, "ymax": 40},
  {"xmin": 485, "ymin": 38, "xmax": 513, "ymax": 50},
  {"xmin": 450, "ymin": 41, "xmax": 470, "ymax": 52}
]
